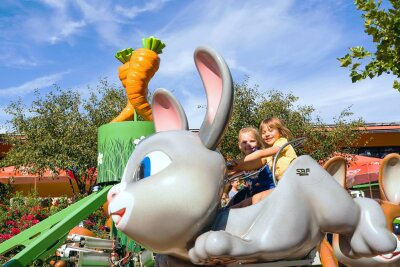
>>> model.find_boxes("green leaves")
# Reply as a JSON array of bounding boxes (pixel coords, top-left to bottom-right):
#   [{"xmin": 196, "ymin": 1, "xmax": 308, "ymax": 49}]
[
  {"xmin": 142, "ymin": 36, "xmax": 166, "ymax": 54},
  {"xmin": 349, "ymin": 46, "xmax": 372, "ymax": 58},
  {"xmin": 339, "ymin": 0, "xmax": 400, "ymax": 91},
  {"xmin": 394, "ymin": 80, "xmax": 400, "ymax": 91},
  {"xmin": 338, "ymin": 54, "xmax": 353, "ymax": 67},
  {"xmin": 115, "ymin": 48, "xmax": 134, "ymax": 64}
]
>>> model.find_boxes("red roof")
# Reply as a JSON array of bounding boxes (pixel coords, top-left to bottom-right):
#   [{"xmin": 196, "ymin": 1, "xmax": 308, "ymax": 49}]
[{"xmin": 0, "ymin": 166, "xmax": 70, "ymax": 185}]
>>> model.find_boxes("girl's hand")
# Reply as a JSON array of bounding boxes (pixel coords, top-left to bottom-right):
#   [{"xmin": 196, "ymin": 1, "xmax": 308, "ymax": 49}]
[
  {"xmin": 226, "ymin": 160, "xmax": 238, "ymax": 170},
  {"xmin": 227, "ymin": 170, "xmax": 239, "ymax": 176}
]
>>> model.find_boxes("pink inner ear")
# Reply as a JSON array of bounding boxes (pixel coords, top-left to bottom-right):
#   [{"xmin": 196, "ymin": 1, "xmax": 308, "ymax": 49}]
[
  {"xmin": 153, "ymin": 94, "xmax": 182, "ymax": 132},
  {"xmin": 195, "ymin": 52, "xmax": 222, "ymax": 123}
]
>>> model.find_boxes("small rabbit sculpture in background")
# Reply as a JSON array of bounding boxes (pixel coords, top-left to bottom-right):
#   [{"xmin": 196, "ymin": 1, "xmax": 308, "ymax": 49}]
[
  {"xmin": 334, "ymin": 153, "xmax": 400, "ymax": 267},
  {"xmin": 107, "ymin": 46, "xmax": 397, "ymax": 267}
]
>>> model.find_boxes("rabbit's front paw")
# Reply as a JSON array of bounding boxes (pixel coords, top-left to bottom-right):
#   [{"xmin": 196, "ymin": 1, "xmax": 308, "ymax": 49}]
[
  {"xmin": 188, "ymin": 231, "xmax": 244, "ymax": 265},
  {"xmin": 340, "ymin": 198, "xmax": 397, "ymax": 257}
]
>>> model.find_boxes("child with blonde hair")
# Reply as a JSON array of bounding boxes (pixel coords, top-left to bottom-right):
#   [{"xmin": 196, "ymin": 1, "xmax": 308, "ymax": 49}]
[
  {"xmin": 228, "ymin": 127, "xmax": 274, "ymax": 206},
  {"xmin": 231, "ymin": 118, "xmax": 297, "ymax": 205},
  {"xmin": 237, "ymin": 127, "xmax": 264, "ymax": 156},
  {"xmin": 259, "ymin": 117, "xmax": 297, "ymax": 180}
]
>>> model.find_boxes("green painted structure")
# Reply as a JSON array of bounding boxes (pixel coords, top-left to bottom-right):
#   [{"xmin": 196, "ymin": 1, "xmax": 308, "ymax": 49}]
[
  {"xmin": 98, "ymin": 121, "xmax": 156, "ymax": 265},
  {"xmin": 97, "ymin": 121, "xmax": 155, "ymax": 184}
]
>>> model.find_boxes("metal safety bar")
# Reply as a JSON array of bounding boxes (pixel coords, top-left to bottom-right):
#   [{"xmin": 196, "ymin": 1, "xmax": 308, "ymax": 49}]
[{"xmin": 272, "ymin": 137, "xmax": 306, "ymax": 185}]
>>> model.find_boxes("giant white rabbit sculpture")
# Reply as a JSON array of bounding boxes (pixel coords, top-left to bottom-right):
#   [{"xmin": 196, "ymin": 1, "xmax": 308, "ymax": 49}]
[{"xmin": 107, "ymin": 46, "xmax": 397, "ymax": 266}]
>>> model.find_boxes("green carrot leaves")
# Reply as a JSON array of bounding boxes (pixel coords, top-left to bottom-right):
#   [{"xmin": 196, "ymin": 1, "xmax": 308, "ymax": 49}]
[
  {"xmin": 142, "ymin": 36, "xmax": 166, "ymax": 54},
  {"xmin": 115, "ymin": 36, "xmax": 165, "ymax": 64},
  {"xmin": 115, "ymin": 48, "xmax": 134, "ymax": 63}
]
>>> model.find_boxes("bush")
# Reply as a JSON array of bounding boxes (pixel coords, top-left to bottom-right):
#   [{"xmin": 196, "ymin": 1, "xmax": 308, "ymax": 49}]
[
  {"xmin": 0, "ymin": 183, "xmax": 12, "ymax": 203},
  {"xmin": 0, "ymin": 191, "xmax": 110, "ymax": 265}
]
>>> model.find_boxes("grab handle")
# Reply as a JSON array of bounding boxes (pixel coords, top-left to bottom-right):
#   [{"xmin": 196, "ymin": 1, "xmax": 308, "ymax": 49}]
[{"xmin": 272, "ymin": 137, "xmax": 306, "ymax": 185}]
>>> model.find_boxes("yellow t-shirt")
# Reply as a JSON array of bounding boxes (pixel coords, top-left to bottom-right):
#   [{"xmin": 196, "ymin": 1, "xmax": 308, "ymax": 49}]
[{"xmin": 265, "ymin": 137, "xmax": 297, "ymax": 180}]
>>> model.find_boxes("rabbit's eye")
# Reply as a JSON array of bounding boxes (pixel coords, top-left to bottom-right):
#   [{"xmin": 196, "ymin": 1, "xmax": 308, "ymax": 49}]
[
  {"xmin": 133, "ymin": 151, "xmax": 171, "ymax": 181},
  {"xmin": 392, "ymin": 218, "xmax": 400, "ymax": 235}
]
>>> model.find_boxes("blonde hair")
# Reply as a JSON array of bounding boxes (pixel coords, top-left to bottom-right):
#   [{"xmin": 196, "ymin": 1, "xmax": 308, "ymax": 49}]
[
  {"xmin": 238, "ymin": 127, "xmax": 265, "ymax": 155},
  {"xmin": 259, "ymin": 117, "xmax": 293, "ymax": 140}
]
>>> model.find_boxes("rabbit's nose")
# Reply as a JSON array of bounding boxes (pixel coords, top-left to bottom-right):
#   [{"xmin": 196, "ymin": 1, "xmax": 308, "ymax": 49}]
[
  {"xmin": 107, "ymin": 183, "xmax": 125, "ymax": 202},
  {"xmin": 108, "ymin": 190, "xmax": 118, "ymax": 202}
]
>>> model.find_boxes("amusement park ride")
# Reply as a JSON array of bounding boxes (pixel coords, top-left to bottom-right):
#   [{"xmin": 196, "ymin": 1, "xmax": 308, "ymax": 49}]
[{"xmin": 1, "ymin": 37, "xmax": 400, "ymax": 267}]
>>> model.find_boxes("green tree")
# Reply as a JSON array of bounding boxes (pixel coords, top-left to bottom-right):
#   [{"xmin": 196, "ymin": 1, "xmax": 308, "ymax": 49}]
[
  {"xmin": 220, "ymin": 79, "xmax": 262, "ymax": 159},
  {"xmin": 338, "ymin": 0, "xmax": 400, "ymax": 91},
  {"xmin": 1, "ymin": 79, "xmax": 127, "ymax": 195},
  {"xmin": 219, "ymin": 79, "xmax": 366, "ymax": 162}
]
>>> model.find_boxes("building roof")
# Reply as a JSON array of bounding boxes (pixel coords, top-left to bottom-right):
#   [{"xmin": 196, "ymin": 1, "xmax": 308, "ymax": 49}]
[{"xmin": 361, "ymin": 122, "xmax": 400, "ymax": 133}]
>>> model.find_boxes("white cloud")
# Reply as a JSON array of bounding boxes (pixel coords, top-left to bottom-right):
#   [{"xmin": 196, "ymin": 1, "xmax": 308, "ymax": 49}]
[
  {"xmin": 313, "ymin": 82, "xmax": 396, "ymax": 109},
  {"xmin": 0, "ymin": 52, "xmax": 38, "ymax": 68},
  {"xmin": 115, "ymin": 0, "xmax": 170, "ymax": 19},
  {"xmin": 314, "ymin": 78, "xmax": 400, "ymax": 123},
  {"xmin": 0, "ymin": 41, "xmax": 39, "ymax": 68},
  {"xmin": 22, "ymin": 7, "xmax": 86, "ymax": 45},
  {"xmin": 49, "ymin": 20, "xmax": 86, "ymax": 44},
  {"xmin": 15, "ymin": 0, "xmax": 119, "ymax": 46},
  {"xmin": 39, "ymin": 0, "xmax": 68, "ymax": 9},
  {"xmin": 155, "ymin": 0, "xmax": 341, "ymax": 79},
  {"xmin": 75, "ymin": 0, "xmax": 114, "ymax": 23},
  {"xmin": 0, "ymin": 72, "xmax": 68, "ymax": 97},
  {"xmin": 73, "ymin": 0, "xmax": 131, "ymax": 48},
  {"xmin": 261, "ymin": 65, "xmax": 400, "ymax": 123}
]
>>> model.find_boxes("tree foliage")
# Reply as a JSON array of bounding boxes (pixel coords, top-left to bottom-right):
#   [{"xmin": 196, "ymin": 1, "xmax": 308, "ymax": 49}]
[
  {"xmin": 219, "ymin": 79, "xmax": 366, "ymax": 162},
  {"xmin": 338, "ymin": 0, "xmax": 400, "ymax": 91},
  {"xmin": 1, "ymin": 79, "xmax": 127, "ymax": 195}
]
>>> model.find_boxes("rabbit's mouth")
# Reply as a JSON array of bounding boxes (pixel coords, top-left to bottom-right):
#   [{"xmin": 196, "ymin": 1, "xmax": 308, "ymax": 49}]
[
  {"xmin": 375, "ymin": 251, "xmax": 400, "ymax": 261},
  {"xmin": 110, "ymin": 208, "xmax": 126, "ymax": 225},
  {"xmin": 374, "ymin": 236, "xmax": 400, "ymax": 262}
]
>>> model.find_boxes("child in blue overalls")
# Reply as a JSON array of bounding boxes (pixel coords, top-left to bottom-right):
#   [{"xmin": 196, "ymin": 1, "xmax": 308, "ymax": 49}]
[{"xmin": 229, "ymin": 127, "xmax": 275, "ymax": 208}]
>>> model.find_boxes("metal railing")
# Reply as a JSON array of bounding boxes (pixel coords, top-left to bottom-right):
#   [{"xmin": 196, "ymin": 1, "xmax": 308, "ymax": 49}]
[{"xmin": 272, "ymin": 137, "xmax": 306, "ymax": 185}]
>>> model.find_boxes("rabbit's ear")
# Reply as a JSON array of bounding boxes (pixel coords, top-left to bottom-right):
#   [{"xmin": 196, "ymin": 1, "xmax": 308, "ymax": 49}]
[
  {"xmin": 379, "ymin": 153, "xmax": 400, "ymax": 203},
  {"xmin": 195, "ymin": 46, "xmax": 233, "ymax": 150},
  {"xmin": 323, "ymin": 156, "xmax": 347, "ymax": 188},
  {"xmin": 152, "ymin": 88, "xmax": 189, "ymax": 132}
]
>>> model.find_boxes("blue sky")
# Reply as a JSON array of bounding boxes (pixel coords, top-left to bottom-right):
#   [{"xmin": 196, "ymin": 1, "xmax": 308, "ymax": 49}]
[{"xmin": 1, "ymin": 0, "xmax": 399, "ymax": 133}]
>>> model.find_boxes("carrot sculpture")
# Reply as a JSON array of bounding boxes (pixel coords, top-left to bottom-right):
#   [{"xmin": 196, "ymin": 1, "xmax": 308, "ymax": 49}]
[{"xmin": 112, "ymin": 36, "xmax": 166, "ymax": 122}]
